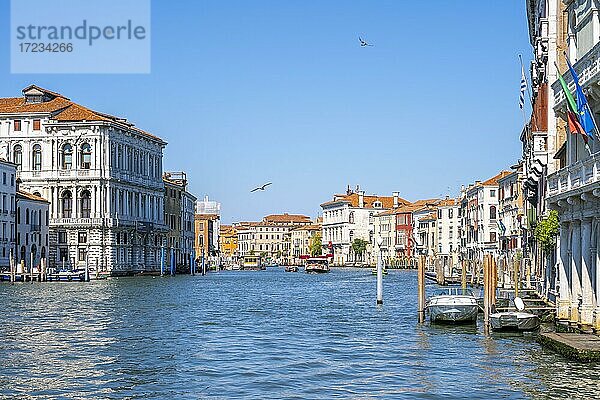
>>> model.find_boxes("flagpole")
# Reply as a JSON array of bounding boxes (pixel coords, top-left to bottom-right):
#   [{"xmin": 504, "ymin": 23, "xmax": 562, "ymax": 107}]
[
  {"xmin": 518, "ymin": 54, "xmax": 529, "ymax": 128},
  {"xmin": 519, "ymin": 55, "xmax": 533, "ymax": 109}
]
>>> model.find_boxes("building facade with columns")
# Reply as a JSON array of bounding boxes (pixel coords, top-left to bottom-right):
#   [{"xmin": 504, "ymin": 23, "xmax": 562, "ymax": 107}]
[
  {"xmin": 460, "ymin": 172, "xmax": 510, "ymax": 262},
  {"xmin": 0, "ymin": 85, "xmax": 168, "ymax": 275},
  {"xmin": 0, "ymin": 160, "xmax": 16, "ymax": 268},
  {"xmin": 498, "ymin": 168, "xmax": 525, "ymax": 260},
  {"xmin": 321, "ymin": 187, "xmax": 407, "ymax": 266},
  {"xmin": 15, "ymin": 190, "xmax": 49, "ymax": 271},
  {"xmin": 163, "ymin": 172, "xmax": 197, "ymax": 272},
  {"xmin": 436, "ymin": 197, "xmax": 460, "ymax": 275},
  {"xmin": 545, "ymin": 0, "xmax": 600, "ymax": 329}
]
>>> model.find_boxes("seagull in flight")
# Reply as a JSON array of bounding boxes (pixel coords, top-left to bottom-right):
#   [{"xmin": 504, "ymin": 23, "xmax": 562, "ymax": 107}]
[
  {"xmin": 359, "ymin": 37, "xmax": 373, "ymax": 47},
  {"xmin": 251, "ymin": 182, "xmax": 272, "ymax": 193}
]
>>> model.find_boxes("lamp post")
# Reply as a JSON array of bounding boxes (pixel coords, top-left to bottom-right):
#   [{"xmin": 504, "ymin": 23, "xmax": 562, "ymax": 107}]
[{"xmin": 376, "ymin": 236, "xmax": 384, "ymax": 305}]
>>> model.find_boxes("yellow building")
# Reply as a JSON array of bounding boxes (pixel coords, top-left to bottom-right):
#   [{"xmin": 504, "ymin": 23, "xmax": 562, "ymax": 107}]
[
  {"xmin": 219, "ymin": 225, "xmax": 238, "ymax": 260},
  {"xmin": 194, "ymin": 213, "xmax": 220, "ymax": 261}
]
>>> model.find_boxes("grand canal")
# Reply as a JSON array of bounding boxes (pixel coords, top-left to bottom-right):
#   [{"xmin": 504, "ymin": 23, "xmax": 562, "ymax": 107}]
[{"xmin": 0, "ymin": 269, "xmax": 598, "ymax": 399}]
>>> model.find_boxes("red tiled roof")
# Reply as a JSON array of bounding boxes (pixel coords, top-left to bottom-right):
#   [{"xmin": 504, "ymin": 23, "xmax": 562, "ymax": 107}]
[
  {"xmin": 376, "ymin": 198, "xmax": 441, "ymax": 216},
  {"xmin": 263, "ymin": 213, "xmax": 311, "ymax": 223},
  {"xmin": 482, "ymin": 171, "xmax": 511, "ymax": 186},
  {"xmin": 17, "ymin": 190, "xmax": 49, "ymax": 203},
  {"xmin": 321, "ymin": 193, "xmax": 410, "ymax": 209},
  {"xmin": 195, "ymin": 213, "xmax": 219, "ymax": 220},
  {"xmin": 292, "ymin": 224, "xmax": 322, "ymax": 231},
  {"xmin": 0, "ymin": 86, "xmax": 164, "ymax": 143}
]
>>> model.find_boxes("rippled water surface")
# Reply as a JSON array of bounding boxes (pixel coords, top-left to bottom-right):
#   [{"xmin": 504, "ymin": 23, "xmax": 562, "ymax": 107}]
[{"xmin": 1, "ymin": 269, "xmax": 599, "ymax": 399}]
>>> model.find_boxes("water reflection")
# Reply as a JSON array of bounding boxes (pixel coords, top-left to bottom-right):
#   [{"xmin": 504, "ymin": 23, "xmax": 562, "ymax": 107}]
[{"xmin": 0, "ymin": 270, "xmax": 598, "ymax": 399}]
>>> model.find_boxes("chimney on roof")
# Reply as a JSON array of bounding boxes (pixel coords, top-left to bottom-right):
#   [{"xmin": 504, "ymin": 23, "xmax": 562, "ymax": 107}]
[
  {"xmin": 346, "ymin": 185, "xmax": 351, "ymax": 195},
  {"xmin": 358, "ymin": 190, "xmax": 365, "ymax": 208},
  {"xmin": 356, "ymin": 184, "xmax": 360, "ymax": 193},
  {"xmin": 393, "ymin": 192, "xmax": 399, "ymax": 208}
]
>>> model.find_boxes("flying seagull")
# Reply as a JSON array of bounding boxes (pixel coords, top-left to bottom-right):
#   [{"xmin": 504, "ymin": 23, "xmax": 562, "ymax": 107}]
[
  {"xmin": 251, "ymin": 182, "xmax": 272, "ymax": 192},
  {"xmin": 359, "ymin": 37, "xmax": 373, "ymax": 47}
]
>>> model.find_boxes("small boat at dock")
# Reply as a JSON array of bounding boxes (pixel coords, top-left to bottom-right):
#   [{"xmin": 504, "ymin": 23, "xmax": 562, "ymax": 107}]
[
  {"xmin": 427, "ymin": 287, "xmax": 479, "ymax": 324},
  {"xmin": 490, "ymin": 297, "xmax": 540, "ymax": 331},
  {"xmin": 285, "ymin": 265, "xmax": 299, "ymax": 272}
]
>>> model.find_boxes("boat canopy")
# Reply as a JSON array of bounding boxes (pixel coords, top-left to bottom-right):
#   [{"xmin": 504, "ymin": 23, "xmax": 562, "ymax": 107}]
[{"xmin": 432, "ymin": 287, "xmax": 474, "ymax": 297}]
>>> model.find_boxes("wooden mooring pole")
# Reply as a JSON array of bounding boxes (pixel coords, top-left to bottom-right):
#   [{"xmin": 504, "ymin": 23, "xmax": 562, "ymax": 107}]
[
  {"xmin": 461, "ymin": 259, "xmax": 467, "ymax": 292},
  {"xmin": 417, "ymin": 255, "xmax": 425, "ymax": 323},
  {"xmin": 9, "ymin": 249, "xmax": 15, "ymax": 284},
  {"xmin": 491, "ymin": 256, "xmax": 497, "ymax": 311},
  {"xmin": 514, "ymin": 257, "xmax": 520, "ymax": 298}
]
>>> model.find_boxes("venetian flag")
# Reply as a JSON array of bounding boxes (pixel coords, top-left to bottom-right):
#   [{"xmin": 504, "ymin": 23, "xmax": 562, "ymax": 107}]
[
  {"xmin": 566, "ymin": 57, "xmax": 596, "ymax": 140},
  {"xmin": 519, "ymin": 61, "xmax": 527, "ymax": 109}
]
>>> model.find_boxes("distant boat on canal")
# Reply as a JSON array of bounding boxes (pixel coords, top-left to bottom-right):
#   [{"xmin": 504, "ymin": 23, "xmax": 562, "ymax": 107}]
[
  {"xmin": 241, "ymin": 256, "xmax": 265, "ymax": 271},
  {"xmin": 285, "ymin": 265, "xmax": 299, "ymax": 272},
  {"xmin": 371, "ymin": 267, "xmax": 388, "ymax": 275},
  {"xmin": 305, "ymin": 258, "xmax": 330, "ymax": 273},
  {"xmin": 427, "ymin": 287, "xmax": 479, "ymax": 324}
]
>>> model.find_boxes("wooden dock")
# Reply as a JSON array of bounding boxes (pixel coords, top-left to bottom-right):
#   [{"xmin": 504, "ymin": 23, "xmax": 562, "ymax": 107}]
[{"xmin": 538, "ymin": 332, "xmax": 600, "ymax": 362}]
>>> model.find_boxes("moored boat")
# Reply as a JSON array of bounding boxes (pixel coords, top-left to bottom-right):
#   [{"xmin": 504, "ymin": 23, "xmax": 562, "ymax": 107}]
[
  {"xmin": 285, "ymin": 265, "xmax": 299, "ymax": 272},
  {"xmin": 305, "ymin": 258, "xmax": 330, "ymax": 273},
  {"xmin": 490, "ymin": 297, "xmax": 540, "ymax": 331},
  {"xmin": 427, "ymin": 287, "xmax": 479, "ymax": 324}
]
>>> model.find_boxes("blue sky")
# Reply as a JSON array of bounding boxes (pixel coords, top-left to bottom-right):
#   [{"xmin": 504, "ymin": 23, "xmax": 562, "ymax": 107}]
[{"xmin": 0, "ymin": 0, "xmax": 532, "ymax": 224}]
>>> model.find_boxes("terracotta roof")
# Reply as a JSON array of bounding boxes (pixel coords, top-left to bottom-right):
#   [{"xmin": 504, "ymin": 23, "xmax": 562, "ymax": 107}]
[
  {"xmin": 23, "ymin": 84, "xmax": 68, "ymax": 99},
  {"xmin": 0, "ymin": 86, "xmax": 164, "ymax": 143},
  {"xmin": 220, "ymin": 225, "xmax": 237, "ymax": 234},
  {"xmin": 263, "ymin": 213, "xmax": 311, "ymax": 223},
  {"xmin": 438, "ymin": 197, "xmax": 458, "ymax": 207},
  {"xmin": 195, "ymin": 213, "xmax": 219, "ymax": 220},
  {"xmin": 292, "ymin": 224, "xmax": 322, "ymax": 231},
  {"xmin": 17, "ymin": 190, "xmax": 49, "ymax": 203},
  {"xmin": 420, "ymin": 212, "xmax": 437, "ymax": 221},
  {"xmin": 321, "ymin": 192, "xmax": 410, "ymax": 209},
  {"xmin": 482, "ymin": 171, "xmax": 512, "ymax": 186},
  {"xmin": 376, "ymin": 198, "xmax": 441, "ymax": 216}
]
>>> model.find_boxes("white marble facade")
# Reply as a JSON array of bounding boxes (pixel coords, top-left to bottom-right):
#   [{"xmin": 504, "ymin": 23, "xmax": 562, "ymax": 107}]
[{"xmin": 0, "ymin": 85, "xmax": 168, "ymax": 275}]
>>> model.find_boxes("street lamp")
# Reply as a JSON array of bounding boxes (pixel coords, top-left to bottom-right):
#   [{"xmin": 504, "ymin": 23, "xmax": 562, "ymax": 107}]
[{"xmin": 376, "ymin": 236, "xmax": 384, "ymax": 305}]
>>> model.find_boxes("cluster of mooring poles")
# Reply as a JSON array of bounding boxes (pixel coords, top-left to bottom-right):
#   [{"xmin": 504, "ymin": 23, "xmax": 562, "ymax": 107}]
[{"xmin": 415, "ymin": 253, "xmax": 527, "ymax": 330}]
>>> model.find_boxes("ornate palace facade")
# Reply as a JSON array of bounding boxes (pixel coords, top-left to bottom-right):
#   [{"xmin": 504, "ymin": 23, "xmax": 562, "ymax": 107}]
[{"xmin": 0, "ymin": 85, "xmax": 168, "ymax": 275}]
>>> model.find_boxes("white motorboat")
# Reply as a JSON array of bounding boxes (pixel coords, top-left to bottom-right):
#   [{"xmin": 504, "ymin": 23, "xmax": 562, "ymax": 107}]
[
  {"xmin": 427, "ymin": 287, "xmax": 479, "ymax": 324},
  {"xmin": 490, "ymin": 297, "xmax": 540, "ymax": 331}
]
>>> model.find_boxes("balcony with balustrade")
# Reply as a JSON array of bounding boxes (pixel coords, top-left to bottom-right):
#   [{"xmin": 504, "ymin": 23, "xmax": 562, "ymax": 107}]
[
  {"xmin": 552, "ymin": 40, "xmax": 600, "ymax": 112},
  {"xmin": 547, "ymin": 151, "xmax": 600, "ymax": 205}
]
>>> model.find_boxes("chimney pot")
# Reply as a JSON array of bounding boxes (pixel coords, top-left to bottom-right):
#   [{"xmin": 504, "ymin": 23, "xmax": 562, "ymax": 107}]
[{"xmin": 358, "ymin": 190, "xmax": 365, "ymax": 208}]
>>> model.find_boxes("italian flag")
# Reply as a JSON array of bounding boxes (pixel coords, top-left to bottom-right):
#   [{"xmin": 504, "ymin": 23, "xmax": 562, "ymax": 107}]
[{"xmin": 557, "ymin": 69, "xmax": 588, "ymax": 142}]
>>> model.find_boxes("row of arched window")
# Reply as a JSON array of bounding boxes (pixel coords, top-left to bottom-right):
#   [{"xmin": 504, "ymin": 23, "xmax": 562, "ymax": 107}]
[
  {"xmin": 60, "ymin": 190, "xmax": 92, "ymax": 218},
  {"xmin": 12, "ymin": 143, "xmax": 92, "ymax": 171}
]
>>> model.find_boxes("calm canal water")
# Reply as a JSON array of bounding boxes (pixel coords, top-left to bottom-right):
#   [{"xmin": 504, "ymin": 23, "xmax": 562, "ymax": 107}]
[{"xmin": 1, "ymin": 269, "xmax": 598, "ymax": 399}]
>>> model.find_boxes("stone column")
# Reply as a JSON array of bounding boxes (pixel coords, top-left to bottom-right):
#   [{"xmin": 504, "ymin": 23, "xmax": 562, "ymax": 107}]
[
  {"xmin": 73, "ymin": 187, "xmax": 78, "ymax": 219},
  {"xmin": 580, "ymin": 218, "xmax": 594, "ymax": 325},
  {"xmin": 570, "ymin": 220, "xmax": 582, "ymax": 323},
  {"xmin": 593, "ymin": 218, "xmax": 600, "ymax": 331},
  {"xmin": 557, "ymin": 222, "xmax": 571, "ymax": 320}
]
